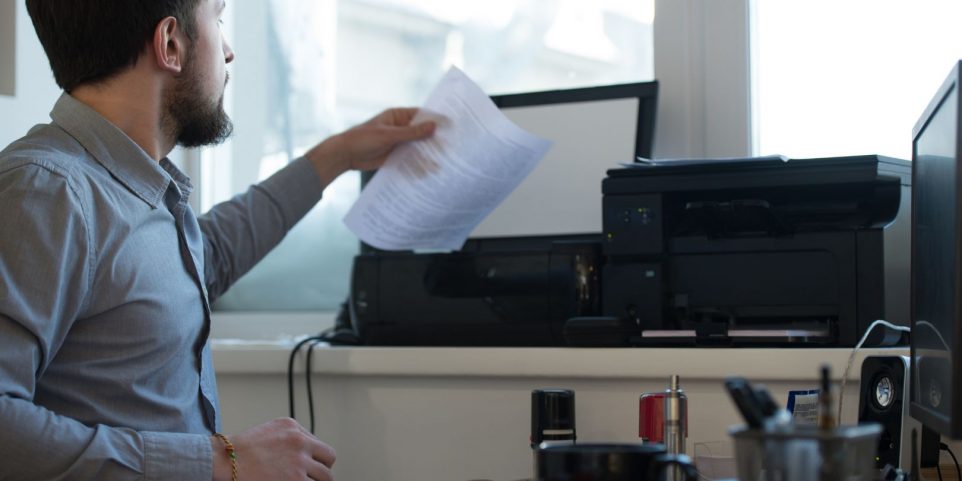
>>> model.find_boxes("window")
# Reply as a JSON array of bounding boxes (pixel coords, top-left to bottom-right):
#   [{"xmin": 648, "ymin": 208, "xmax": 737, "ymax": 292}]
[
  {"xmin": 752, "ymin": 0, "xmax": 962, "ymax": 160},
  {"xmin": 204, "ymin": 0, "xmax": 655, "ymax": 312}
]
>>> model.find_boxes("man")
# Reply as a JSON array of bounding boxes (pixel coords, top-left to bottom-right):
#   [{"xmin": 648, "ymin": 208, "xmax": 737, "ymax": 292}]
[{"xmin": 0, "ymin": 0, "xmax": 435, "ymax": 480}]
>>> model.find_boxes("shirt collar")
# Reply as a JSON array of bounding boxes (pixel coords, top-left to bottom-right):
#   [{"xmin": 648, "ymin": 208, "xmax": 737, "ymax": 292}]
[
  {"xmin": 49, "ymin": 93, "xmax": 173, "ymax": 208},
  {"xmin": 161, "ymin": 157, "xmax": 194, "ymax": 201}
]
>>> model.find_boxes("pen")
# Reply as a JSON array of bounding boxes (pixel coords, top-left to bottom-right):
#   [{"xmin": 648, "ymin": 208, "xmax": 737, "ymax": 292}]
[
  {"xmin": 724, "ymin": 377, "xmax": 765, "ymax": 429},
  {"xmin": 818, "ymin": 365, "xmax": 836, "ymax": 430}
]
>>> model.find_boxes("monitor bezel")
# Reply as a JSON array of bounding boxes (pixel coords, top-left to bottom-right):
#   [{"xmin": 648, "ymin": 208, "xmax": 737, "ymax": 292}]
[
  {"xmin": 909, "ymin": 60, "xmax": 962, "ymax": 438},
  {"xmin": 490, "ymin": 81, "xmax": 659, "ymax": 160},
  {"xmin": 360, "ymin": 80, "xmax": 659, "ymax": 253}
]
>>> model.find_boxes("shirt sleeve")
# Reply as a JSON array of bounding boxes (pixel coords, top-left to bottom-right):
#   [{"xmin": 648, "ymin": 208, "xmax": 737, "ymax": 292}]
[
  {"xmin": 0, "ymin": 161, "xmax": 213, "ymax": 481},
  {"xmin": 199, "ymin": 155, "xmax": 325, "ymax": 301}
]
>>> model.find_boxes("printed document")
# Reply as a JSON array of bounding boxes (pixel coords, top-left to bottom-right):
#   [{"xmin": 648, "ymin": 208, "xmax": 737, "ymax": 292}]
[{"xmin": 343, "ymin": 67, "xmax": 552, "ymax": 251}]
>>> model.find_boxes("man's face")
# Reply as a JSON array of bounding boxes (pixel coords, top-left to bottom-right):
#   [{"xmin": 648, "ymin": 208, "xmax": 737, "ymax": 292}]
[{"xmin": 165, "ymin": 0, "xmax": 235, "ymax": 148}]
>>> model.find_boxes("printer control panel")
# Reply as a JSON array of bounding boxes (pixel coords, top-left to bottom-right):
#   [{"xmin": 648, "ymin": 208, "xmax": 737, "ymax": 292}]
[{"xmin": 603, "ymin": 194, "xmax": 663, "ymax": 256}]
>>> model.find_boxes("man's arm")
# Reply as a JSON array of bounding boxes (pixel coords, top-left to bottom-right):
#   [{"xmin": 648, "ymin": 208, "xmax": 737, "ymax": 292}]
[
  {"xmin": 197, "ymin": 155, "xmax": 325, "ymax": 302},
  {"xmin": 199, "ymin": 108, "xmax": 434, "ymax": 300},
  {"xmin": 0, "ymin": 329, "xmax": 212, "ymax": 480},
  {"xmin": 0, "ymin": 161, "xmax": 213, "ymax": 481}
]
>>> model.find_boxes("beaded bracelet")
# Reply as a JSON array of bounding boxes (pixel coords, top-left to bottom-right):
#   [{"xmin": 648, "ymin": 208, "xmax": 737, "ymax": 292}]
[{"xmin": 213, "ymin": 433, "xmax": 238, "ymax": 481}]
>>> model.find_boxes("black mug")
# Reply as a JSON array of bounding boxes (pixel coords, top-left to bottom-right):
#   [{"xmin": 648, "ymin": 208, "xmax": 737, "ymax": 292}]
[{"xmin": 535, "ymin": 443, "xmax": 699, "ymax": 481}]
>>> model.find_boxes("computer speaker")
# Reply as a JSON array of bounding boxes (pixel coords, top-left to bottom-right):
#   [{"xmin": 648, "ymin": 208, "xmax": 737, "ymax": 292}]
[{"xmin": 857, "ymin": 355, "xmax": 938, "ymax": 470}]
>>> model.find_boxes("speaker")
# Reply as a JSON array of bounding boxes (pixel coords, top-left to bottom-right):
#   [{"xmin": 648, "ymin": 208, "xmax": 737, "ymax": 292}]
[{"xmin": 858, "ymin": 355, "xmax": 938, "ymax": 470}]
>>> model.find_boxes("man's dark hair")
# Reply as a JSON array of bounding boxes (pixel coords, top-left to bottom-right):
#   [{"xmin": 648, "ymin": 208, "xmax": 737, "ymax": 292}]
[{"xmin": 25, "ymin": 0, "xmax": 202, "ymax": 92}]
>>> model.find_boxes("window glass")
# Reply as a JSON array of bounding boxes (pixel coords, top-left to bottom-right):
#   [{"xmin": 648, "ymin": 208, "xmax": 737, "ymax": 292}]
[
  {"xmin": 752, "ymin": 0, "xmax": 962, "ymax": 160},
  {"xmin": 209, "ymin": 0, "xmax": 654, "ymax": 311}
]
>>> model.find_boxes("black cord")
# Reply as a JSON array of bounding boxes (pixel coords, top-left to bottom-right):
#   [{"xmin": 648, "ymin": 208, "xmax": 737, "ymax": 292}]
[
  {"xmin": 936, "ymin": 464, "xmax": 944, "ymax": 481},
  {"xmin": 941, "ymin": 442, "xmax": 961, "ymax": 481},
  {"xmin": 287, "ymin": 335, "xmax": 325, "ymax": 420},
  {"xmin": 305, "ymin": 338, "xmax": 324, "ymax": 434},
  {"xmin": 287, "ymin": 322, "xmax": 359, "ymax": 433}
]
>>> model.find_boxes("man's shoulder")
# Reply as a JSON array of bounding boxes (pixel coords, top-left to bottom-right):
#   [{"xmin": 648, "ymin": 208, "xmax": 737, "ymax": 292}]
[{"xmin": 0, "ymin": 122, "xmax": 96, "ymax": 186}]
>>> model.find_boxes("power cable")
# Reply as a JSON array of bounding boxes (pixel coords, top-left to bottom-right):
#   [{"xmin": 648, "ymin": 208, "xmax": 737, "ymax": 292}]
[
  {"xmin": 287, "ymin": 335, "xmax": 325, "ymax": 420},
  {"xmin": 941, "ymin": 442, "xmax": 961, "ymax": 481},
  {"xmin": 305, "ymin": 338, "xmax": 324, "ymax": 433}
]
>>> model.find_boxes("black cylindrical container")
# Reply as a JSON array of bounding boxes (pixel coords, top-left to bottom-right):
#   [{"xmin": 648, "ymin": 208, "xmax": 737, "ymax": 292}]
[{"xmin": 531, "ymin": 389, "xmax": 576, "ymax": 449}]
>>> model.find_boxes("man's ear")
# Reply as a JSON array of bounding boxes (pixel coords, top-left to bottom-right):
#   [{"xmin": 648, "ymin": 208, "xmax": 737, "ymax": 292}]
[{"xmin": 152, "ymin": 17, "xmax": 186, "ymax": 74}]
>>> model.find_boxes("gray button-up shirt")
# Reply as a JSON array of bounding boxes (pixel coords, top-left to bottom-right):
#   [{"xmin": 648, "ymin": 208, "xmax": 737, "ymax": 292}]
[{"xmin": 0, "ymin": 94, "xmax": 325, "ymax": 480}]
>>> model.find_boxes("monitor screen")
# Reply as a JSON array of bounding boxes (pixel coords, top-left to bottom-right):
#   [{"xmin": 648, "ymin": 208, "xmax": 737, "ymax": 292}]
[
  {"xmin": 910, "ymin": 61, "xmax": 962, "ymax": 438},
  {"xmin": 469, "ymin": 82, "xmax": 657, "ymax": 238}
]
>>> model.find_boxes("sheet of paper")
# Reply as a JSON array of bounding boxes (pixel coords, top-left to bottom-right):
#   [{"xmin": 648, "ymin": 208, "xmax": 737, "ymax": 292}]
[{"xmin": 343, "ymin": 67, "xmax": 552, "ymax": 251}]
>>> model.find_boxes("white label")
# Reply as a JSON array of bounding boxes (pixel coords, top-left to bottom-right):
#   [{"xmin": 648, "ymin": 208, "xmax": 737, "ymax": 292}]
[{"xmin": 787, "ymin": 389, "xmax": 820, "ymax": 426}]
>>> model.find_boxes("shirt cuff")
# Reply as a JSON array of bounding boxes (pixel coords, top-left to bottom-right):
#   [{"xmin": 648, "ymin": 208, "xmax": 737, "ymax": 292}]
[
  {"xmin": 143, "ymin": 431, "xmax": 212, "ymax": 481},
  {"xmin": 256, "ymin": 155, "xmax": 326, "ymax": 230}
]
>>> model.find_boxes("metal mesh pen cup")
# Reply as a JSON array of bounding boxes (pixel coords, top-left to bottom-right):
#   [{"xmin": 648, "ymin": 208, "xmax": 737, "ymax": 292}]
[{"xmin": 729, "ymin": 423, "xmax": 882, "ymax": 481}]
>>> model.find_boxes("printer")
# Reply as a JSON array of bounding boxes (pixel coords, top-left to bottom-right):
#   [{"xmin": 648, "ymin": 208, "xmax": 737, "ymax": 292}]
[
  {"xmin": 598, "ymin": 154, "xmax": 910, "ymax": 346},
  {"xmin": 349, "ymin": 155, "xmax": 911, "ymax": 347},
  {"xmin": 349, "ymin": 154, "xmax": 909, "ymax": 347}
]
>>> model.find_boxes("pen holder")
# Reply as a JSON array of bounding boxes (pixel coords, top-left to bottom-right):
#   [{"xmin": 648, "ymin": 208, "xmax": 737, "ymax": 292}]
[{"xmin": 729, "ymin": 423, "xmax": 882, "ymax": 481}]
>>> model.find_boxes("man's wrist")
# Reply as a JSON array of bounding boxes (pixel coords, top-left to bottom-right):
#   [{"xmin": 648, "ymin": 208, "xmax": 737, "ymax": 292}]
[
  {"xmin": 210, "ymin": 435, "xmax": 231, "ymax": 481},
  {"xmin": 305, "ymin": 135, "xmax": 350, "ymax": 188}
]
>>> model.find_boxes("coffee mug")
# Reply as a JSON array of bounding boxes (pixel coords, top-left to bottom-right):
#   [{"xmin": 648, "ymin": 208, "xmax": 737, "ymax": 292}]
[{"xmin": 535, "ymin": 443, "xmax": 698, "ymax": 481}]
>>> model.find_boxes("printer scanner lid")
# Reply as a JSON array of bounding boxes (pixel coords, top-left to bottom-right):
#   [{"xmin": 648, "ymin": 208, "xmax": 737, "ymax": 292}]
[
  {"xmin": 604, "ymin": 154, "xmax": 910, "ymax": 194},
  {"xmin": 603, "ymin": 155, "xmax": 910, "ymax": 233}
]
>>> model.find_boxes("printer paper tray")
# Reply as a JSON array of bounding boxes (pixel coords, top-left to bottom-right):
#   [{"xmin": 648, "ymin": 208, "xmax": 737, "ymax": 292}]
[{"xmin": 642, "ymin": 329, "xmax": 831, "ymax": 339}]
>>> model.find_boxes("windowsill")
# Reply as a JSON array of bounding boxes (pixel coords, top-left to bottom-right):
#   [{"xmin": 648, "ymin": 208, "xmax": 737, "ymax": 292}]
[
  {"xmin": 210, "ymin": 340, "xmax": 906, "ymax": 380},
  {"xmin": 209, "ymin": 310, "xmax": 337, "ymax": 341},
  {"xmin": 208, "ymin": 315, "xmax": 908, "ymax": 380}
]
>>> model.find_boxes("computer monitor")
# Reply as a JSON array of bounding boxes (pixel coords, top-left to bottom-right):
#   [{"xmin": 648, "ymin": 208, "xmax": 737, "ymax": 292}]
[
  {"xmin": 359, "ymin": 81, "xmax": 658, "ymax": 251},
  {"xmin": 470, "ymin": 81, "xmax": 658, "ymax": 238},
  {"xmin": 910, "ymin": 60, "xmax": 962, "ymax": 438}
]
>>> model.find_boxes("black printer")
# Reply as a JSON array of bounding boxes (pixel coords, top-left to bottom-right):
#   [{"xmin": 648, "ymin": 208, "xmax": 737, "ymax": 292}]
[
  {"xmin": 349, "ymin": 155, "xmax": 910, "ymax": 347},
  {"xmin": 598, "ymin": 154, "xmax": 910, "ymax": 346}
]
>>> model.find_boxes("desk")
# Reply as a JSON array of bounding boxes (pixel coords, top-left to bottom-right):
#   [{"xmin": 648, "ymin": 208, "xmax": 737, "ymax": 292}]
[
  {"xmin": 213, "ymin": 344, "xmax": 904, "ymax": 481},
  {"xmin": 923, "ymin": 467, "xmax": 962, "ymax": 481}
]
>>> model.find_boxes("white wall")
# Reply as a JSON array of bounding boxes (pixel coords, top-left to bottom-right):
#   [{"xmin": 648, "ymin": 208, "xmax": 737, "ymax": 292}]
[
  {"xmin": 213, "ymin": 346, "xmax": 898, "ymax": 481},
  {"xmin": 0, "ymin": 2, "xmax": 61, "ymax": 147},
  {"xmin": 0, "ymin": 0, "xmax": 15, "ymax": 96}
]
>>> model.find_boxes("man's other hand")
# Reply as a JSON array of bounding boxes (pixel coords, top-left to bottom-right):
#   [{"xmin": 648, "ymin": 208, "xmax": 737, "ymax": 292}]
[{"xmin": 212, "ymin": 418, "xmax": 336, "ymax": 481}]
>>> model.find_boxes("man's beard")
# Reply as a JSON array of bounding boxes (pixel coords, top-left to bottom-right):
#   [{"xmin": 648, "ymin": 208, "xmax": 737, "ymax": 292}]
[{"xmin": 164, "ymin": 57, "xmax": 233, "ymax": 148}]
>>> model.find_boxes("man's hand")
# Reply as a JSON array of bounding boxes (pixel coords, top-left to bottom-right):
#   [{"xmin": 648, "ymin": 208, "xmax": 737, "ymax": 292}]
[
  {"xmin": 306, "ymin": 107, "xmax": 436, "ymax": 187},
  {"xmin": 212, "ymin": 418, "xmax": 336, "ymax": 481}
]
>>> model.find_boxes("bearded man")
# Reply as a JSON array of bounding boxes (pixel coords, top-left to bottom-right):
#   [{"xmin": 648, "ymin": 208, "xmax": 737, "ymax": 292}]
[{"xmin": 0, "ymin": 1, "xmax": 435, "ymax": 480}]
